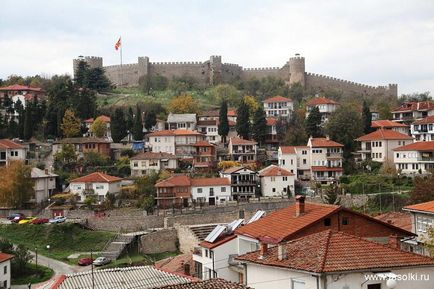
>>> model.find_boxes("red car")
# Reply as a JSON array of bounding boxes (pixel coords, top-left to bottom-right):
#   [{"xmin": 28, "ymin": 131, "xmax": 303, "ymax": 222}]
[
  {"xmin": 78, "ymin": 257, "xmax": 94, "ymax": 266},
  {"xmin": 31, "ymin": 218, "xmax": 49, "ymax": 225}
]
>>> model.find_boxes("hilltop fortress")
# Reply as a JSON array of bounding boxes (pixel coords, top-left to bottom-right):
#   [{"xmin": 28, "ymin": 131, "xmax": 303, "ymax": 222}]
[{"xmin": 73, "ymin": 54, "xmax": 398, "ymax": 98}]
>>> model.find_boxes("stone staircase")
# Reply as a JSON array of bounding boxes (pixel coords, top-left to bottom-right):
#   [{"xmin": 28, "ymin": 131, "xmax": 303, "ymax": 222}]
[
  {"xmin": 101, "ymin": 234, "xmax": 135, "ymax": 260},
  {"xmin": 189, "ymin": 224, "xmax": 220, "ymax": 241}
]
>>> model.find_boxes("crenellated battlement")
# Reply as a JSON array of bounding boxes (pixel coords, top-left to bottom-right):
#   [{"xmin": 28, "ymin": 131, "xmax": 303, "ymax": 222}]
[
  {"xmin": 151, "ymin": 61, "xmax": 204, "ymax": 65},
  {"xmin": 243, "ymin": 67, "xmax": 280, "ymax": 71},
  {"xmin": 105, "ymin": 63, "xmax": 138, "ymax": 69}
]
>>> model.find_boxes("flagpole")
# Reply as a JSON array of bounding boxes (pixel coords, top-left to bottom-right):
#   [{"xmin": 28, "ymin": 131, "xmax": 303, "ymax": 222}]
[{"xmin": 120, "ymin": 36, "xmax": 123, "ymax": 87}]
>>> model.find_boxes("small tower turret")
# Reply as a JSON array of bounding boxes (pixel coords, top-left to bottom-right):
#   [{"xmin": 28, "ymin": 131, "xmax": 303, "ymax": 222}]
[{"xmin": 289, "ymin": 53, "xmax": 306, "ymax": 87}]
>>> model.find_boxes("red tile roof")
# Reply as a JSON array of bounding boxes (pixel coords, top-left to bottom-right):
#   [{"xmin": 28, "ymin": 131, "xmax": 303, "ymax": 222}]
[
  {"xmin": 199, "ymin": 234, "xmax": 237, "ymax": 249},
  {"xmin": 310, "ymin": 138, "xmax": 343, "ymax": 148},
  {"xmin": 375, "ymin": 212, "xmax": 412, "ymax": 231},
  {"xmin": 130, "ymin": 152, "xmax": 177, "ymax": 160},
  {"xmin": 311, "ymin": 166, "xmax": 343, "ymax": 172},
  {"xmin": 279, "ymin": 146, "xmax": 296, "ymax": 154},
  {"xmin": 413, "ymin": 115, "xmax": 434, "ymax": 125},
  {"xmin": 155, "ymin": 175, "xmax": 191, "ymax": 188},
  {"xmin": 356, "ymin": 129, "xmax": 413, "ymax": 141},
  {"xmin": 0, "ymin": 139, "xmax": 25, "ymax": 149},
  {"xmin": 263, "ymin": 96, "xmax": 292, "ymax": 103},
  {"xmin": 403, "ymin": 200, "xmax": 434, "ymax": 214},
  {"xmin": 307, "ymin": 97, "xmax": 338, "ymax": 106},
  {"xmin": 392, "ymin": 101, "xmax": 434, "ymax": 112},
  {"xmin": 191, "ymin": 178, "xmax": 230, "ymax": 187},
  {"xmin": 259, "ymin": 165, "xmax": 294, "ymax": 177},
  {"xmin": 393, "ymin": 141, "xmax": 434, "ymax": 151},
  {"xmin": 230, "ymin": 137, "xmax": 257, "ymax": 145},
  {"xmin": 155, "ymin": 278, "xmax": 250, "ymax": 289},
  {"xmin": 84, "ymin": 115, "xmax": 111, "ymax": 123},
  {"xmin": 266, "ymin": 117, "xmax": 277, "ymax": 126},
  {"xmin": 227, "ymin": 109, "xmax": 237, "ymax": 117},
  {"xmin": 236, "ymin": 230, "xmax": 434, "ymax": 273},
  {"xmin": 0, "ymin": 84, "xmax": 43, "ymax": 92},
  {"xmin": 148, "ymin": 129, "xmax": 203, "ymax": 137},
  {"xmin": 0, "ymin": 252, "xmax": 14, "ymax": 263},
  {"xmin": 154, "ymin": 253, "xmax": 195, "ymax": 277},
  {"xmin": 371, "ymin": 120, "xmax": 408, "ymax": 128},
  {"xmin": 70, "ymin": 172, "xmax": 122, "ymax": 183},
  {"xmin": 192, "ymin": 140, "xmax": 215, "ymax": 147}
]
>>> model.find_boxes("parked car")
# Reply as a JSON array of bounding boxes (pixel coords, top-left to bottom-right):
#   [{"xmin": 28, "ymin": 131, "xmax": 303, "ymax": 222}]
[
  {"xmin": 49, "ymin": 216, "xmax": 66, "ymax": 224},
  {"xmin": 11, "ymin": 215, "xmax": 26, "ymax": 223},
  {"xmin": 78, "ymin": 257, "xmax": 94, "ymax": 266},
  {"xmin": 18, "ymin": 217, "xmax": 36, "ymax": 224},
  {"xmin": 93, "ymin": 257, "xmax": 110, "ymax": 266},
  {"xmin": 7, "ymin": 213, "xmax": 25, "ymax": 220},
  {"xmin": 31, "ymin": 218, "xmax": 49, "ymax": 225}
]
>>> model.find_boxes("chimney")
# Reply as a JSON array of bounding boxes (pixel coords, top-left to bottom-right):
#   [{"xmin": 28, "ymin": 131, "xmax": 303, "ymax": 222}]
[
  {"xmin": 258, "ymin": 243, "xmax": 268, "ymax": 259},
  {"xmin": 277, "ymin": 244, "xmax": 287, "ymax": 261},
  {"xmin": 45, "ymin": 168, "xmax": 49, "ymax": 175},
  {"xmin": 388, "ymin": 235, "xmax": 400, "ymax": 249},
  {"xmin": 183, "ymin": 263, "xmax": 191, "ymax": 276},
  {"xmin": 295, "ymin": 195, "xmax": 305, "ymax": 217}
]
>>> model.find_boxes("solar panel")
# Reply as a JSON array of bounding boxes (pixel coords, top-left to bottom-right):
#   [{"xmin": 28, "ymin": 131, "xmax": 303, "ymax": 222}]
[
  {"xmin": 247, "ymin": 210, "xmax": 266, "ymax": 224},
  {"xmin": 204, "ymin": 225, "xmax": 226, "ymax": 243},
  {"xmin": 227, "ymin": 219, "xmax": 244, "ymax": 233}
]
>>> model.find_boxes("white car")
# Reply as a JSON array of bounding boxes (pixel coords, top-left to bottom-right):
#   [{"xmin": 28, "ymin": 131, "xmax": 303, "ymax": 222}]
[
  {"xmin": 49, "ymin": 216, "xmax": 66, "ymax": 224},
  {"xmin": 93, "ymin": 257, "xmax": 111, "ymax": 266}
]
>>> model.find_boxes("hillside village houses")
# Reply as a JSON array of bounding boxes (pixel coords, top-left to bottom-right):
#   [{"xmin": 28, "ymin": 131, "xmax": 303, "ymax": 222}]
[
  {"xmin": 0, "ymin": 84, "xmax": 45, "ymax": 107},
  {"xmin": 53, "ymin": 137, "xmax": 111, "ymax": 158},
  {"xmin": 410, "ymin": 115, "xmax": 434, "ymax": 141},
  {"xmin": 68, "ymin": 172, "xmax": 122, "ymax": 202},
  {"xmin": 130, "ymin": 152, "xmax": 178, "ymax": 177},
  {"xmin": 372, "ymin": 119, "xmax": 410, "ymax": 135},
  {"xmin": 265, "ymin": 117, "xmax": 278, "ymax": 149},
  {"xmin": 192, "ymin": 140, "xmax": 217, "ymax": 169},
  {"xmin": 83, "ymin": 115, "xmax": 112, "ymax": 139},
  {"xmin": 392, "ymin": 101, "xmax": 434, "ymax": 123},
  {"xmin": 0, "ymin": 139, "xmax": 27, "ymax": 166},
  {"xmin": 220, "ymin": 166, "xmax": 258, "ymax": 201},
  {"xmin": 147, "ymin": 129, "xmax": 205, "ymax": 158},
  {"xmin": 258, "ymin": 165, "xmax": 295, "ymax": 197},
  {"xmin": 306, "ymin": 96, "xmax": 339, "ymax": 123},
  {"xmin": 393, "ymin": 141, "xmax": 434, "ymax": 174},
  {"xmin": 0, "ymin": 253, "xmax": 13, "ymax": 289},
  {"xmin": 263, "ymin": 96, "xmax": 293, "ymax": 118},
  {"xmin": 228, "ymin": 137, "xmax": 257, "ymax": 163},
  {"xmin": 31, "ymin": 167, "xmax": 57, "ymax": 203},
  {"xmin": 167, "ymin": 113, "xmax": 197, "ymax": 130},
  {"xmin": 191, "ymin": 177, "xmax": 231, "ymax": 206}
]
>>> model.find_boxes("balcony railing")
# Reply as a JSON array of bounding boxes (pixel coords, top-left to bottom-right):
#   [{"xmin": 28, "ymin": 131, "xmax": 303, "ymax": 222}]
[
  {"xmin": 326, "ymin": 152, "xmax": 343, "ymax": 158},
  {"xmin": 417, "ymin": 157, "xmax": 434, "ymax": 162}
]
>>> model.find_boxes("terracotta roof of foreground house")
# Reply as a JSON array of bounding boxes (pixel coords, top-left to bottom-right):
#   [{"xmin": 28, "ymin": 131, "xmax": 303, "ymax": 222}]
[
  {"xmin": 310, "ymin": 138, "xmax": 343, "ymax": 148},
  {"xmin": 191, "ymin": 178, "xmax": 230, "ymax": 187},
  {"xmin": 155, "ymin": 175, "xmax": 191, "ymax": 188},
  {"xmin": 199, "ymin": 234, "xmax": 237, "ymax": 249},
  {"xmin": 307, "ymin": 97, "xmax": 338, "ymax": 106},
  {"xmin": 154, "ymin": 253, "xmax": 195, "ymax": 277},
  {"xmin": 221, "ymin": 166, "xmax": 252, "ymax": 174},
  {"xmin": 235, "ymin": 202, "xmax": 414, "ymax": 243},
  {"xmin": 0, "ymin": 139, "xmax": 25, "ymax": 149},
  {"xmin": 413, "ymin": 115, "xmax": 434, "ymax": 125},
  {"xmin": 259, "ymin": 165, "xmax": 294, "ymax": 177},
  {"xmin": 279, "ymin": 146, "xmax": 296, "ymax": 154},
  {"xmin": 0, "ymin": 84, "xmax": 43, "ymax": 92},
  {"xmin": 371, "ymin": 120, "xmax": 408, "ymax": 128},
  {"xmin": 266, "ymin": 117, "xmax": 277, "ymax": 126},
  {"xmin": 375, "ymin": 212, "xmax": 412, "ymax": 231},
  {"xmin": 84, "ymin": 115, "xmax": 111, "ymax": 123},
  {"xmin": 403, "ymin": 200, "xmax": 434, "ymax": 215},
  {"xmin": 356, "ymin": 129, "xmax": 413, "ymax": 141},
  {"xmin": 154, "ymin": 278, "xmax": 250, "ymax": 289},
  {"xmin": 236, "ymin": 230, "xmax": 434, "ymax": 273},
  {"xmin": 392, "ymin": 101, "xmax": 434, "ymax": 112},
  {"xmin": 263, "ymin": 96, "xmax": 292, "ymax": 103},
  {"xmin": 131, "ymin": 152, "xmax": 177, "ymax": 160},
  {"xmin": 70, "ymin": 172, "xmax": 122, "ymax": 183},
  {"xmin": 0, "ymin": 252, "xmax": 14, "ymax": 263},
  {"xmin": 148, "ymin": 129, "xmax": 203, "ymax": 137},
  {"xmin": 230, "ymin": 137, "xmax": 257, "ymax": 145},
  {"xmin": 393, "ymin": 141, "xmax": 434, "ymax": 151}
]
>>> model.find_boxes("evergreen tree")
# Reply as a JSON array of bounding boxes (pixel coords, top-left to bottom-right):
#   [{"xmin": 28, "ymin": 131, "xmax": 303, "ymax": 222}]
[
  {"xmin": 87, "ymin": 67, "xmax": 112, "ymax": 92},
  {"xmin": 111, "ymin": 108, "xmax": 127, "ymax": 143},
  {"xmin": 132, "ymin": 106, "xmax": 143, "ymax": 141},
  {"xmin": 126, "ymin": 107, "xmax": 134, "ymax": 132},
  {"xmin": 236, "ymin": 100, "xmax": 250, "ymax": 139},
  {"xmin": 144, "ymin": 111, "xmax": 157, "ymax": 132},
  {"xmin": 218, "ymin": 100, "xmax": 229, "ymax": 143},
  {"xmin": 23, "ymin": 106, "xmax": 33, "ymax": 140},
  {"xmin": 72, "ymin": 88, "xmax": 96, "ymax": 120},
  {"xmin": 285, "ymin": 110, "xmax": 308, "ymax": 146},
  {"xmin": 74, "ymin": 61, "xmax": 90, "ymax": 87},
  {"xmin": 305, "ymin": 106, "xmax": 322, "ymax": 137},
  {"xmin": 362, "ymin": 100, "xmax": 373, "ymax": 134},
  {"xmin": 14, "ymin": 99, "xmax": 25, "ymax": 139},
  {"xmin": 252, "ymin": 106, "xmax": 268, "ymax": 146}
]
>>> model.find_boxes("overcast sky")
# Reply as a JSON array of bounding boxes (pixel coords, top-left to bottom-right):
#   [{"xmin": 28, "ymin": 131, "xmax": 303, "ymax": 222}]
[{"xmin": 1, "ymin": 0, "xmax": 433, "ymax": 95}]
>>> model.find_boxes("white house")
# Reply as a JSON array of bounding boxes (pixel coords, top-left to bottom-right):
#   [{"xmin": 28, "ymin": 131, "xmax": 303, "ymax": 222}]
[
  {"xmin": 0, "ymin": 253, "xmax": 13, "ymax": 289},
  {"xmin": 411, "ymin": 115, "xmax": 434, "ymax": 141},
  {"xmin": 393, "ymin": 141, "xmax": 434, "ymax": 175},
  {"xmin": 220, "ymin": 166, "xmax": 258, "ymax": 201},
  {"xmin": 83, "ymin": 115, "xmax": 111, "ymax": 140},
  {"xmin": 147, "ymin": 129, "xmax": 205, "ymax": 158},
  {"xmin": 265, "ymin": 117, "xmax": 278, "ymax": 149},
  {"xmin": 372, "ymin": 120, "xmax": 409, "ymax": 135},
  {"xmin": 258, "ymin": 165, "xmax": 295, "ymax": 197},
  {"xmin": 308, "ymin": 137, "xmax": 344, "ymax": 183},
  {"xmin": 228, "ymin": 137, "xmax": 257, "ymax": 163},
  {"xmin": 356, "ymin": 129, "xmax": 414, "ymax": 163},
  {"xmin": 167, "ymin": 113, "xmax": 197, "ymax": 130},
  {"xmin": 278, "ymin": 146, "xmax": 298, "ymax": 175},
  {"xmin": 0, "ymin": 139, "xmax": 27, "ymax": 166},
  {"xmin": 69, "ymin": 172, "xmax": 122, "ymax": 202},
  {"xmin": 191, "ymin": 178, "xmax": 231, "ymax": 206},
  {"xmin": 196, "ymin": 119, "xmax": 221, "ymax": 143},
  {"xmin": 31, "ymin": 168, "xmax": 57, "ymax": 203},
  {"xmin": 263, "ymin": 96, "xmax": 293, "ymax": 119},
  {"xmin": 392, "ymin": 101, "xmax": 434, "ymax": 123},
  {"xmin": 236, "ymin": 230, "xmax": 434, "ymax": 289},
  {"xmin": 130, "ymin": 152, "xmax": 177, "ymax": 176},
  {"xmin": 306, "ymin": 96, "xmax": 339, "ymax": 123}
]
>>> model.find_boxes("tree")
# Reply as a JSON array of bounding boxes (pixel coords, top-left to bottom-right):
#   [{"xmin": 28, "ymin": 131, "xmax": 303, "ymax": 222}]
[
  {"xmin": 377, "ymin": 101, "xmax": 392, "ymax": 120},
  {"xmin": 53, "ymin": 144, "xmax": 77, "ymax": 170},
  {"xmin": 87, "ymin": 67, "xmax": 111, "ymax": 92},
  {"xmin": 210, "ymin": 84, "xmax": 240, "ymax": 106},
  {"xmin": 236, "ymin": 99, "xmax": 250, "ymax": 139},
  {"xmin": 126, "ymin": 107, "xmax": 134, "ymax": 132},
  {"xmin": 0, "ymin": 161, "xmax": 34, "ymax": 208},
  {"xmin": 90, "ymin": 116, "xmax": 107, "ymax": 138},
  {"xmin": 61, "ymin": 109, "xmax": 81, "ymax": 138},
  {"xmin": 132, "ymin": 106, "xmax": 143, "ymax": 140},
  {"xmin": 23, "ymin": 106, "xmax": 33, "ymax": 140},
  {"xmin": 323, "ymin": 183, "xmax": 341, "ymax": 205},
  {"xmin": 167, "ymin": 94, "xmax": 200, "ymax": 114},
  {"xmin": 409, "ymin": 175, "xmax": 434, "ymax": 204},
  {"xmin": 243, "ymin": 95, "xmax": 259, "ymax": 119},
  {"xmin": 12, "ymin": 244, "xmax": 33, "ymax": 274},
  {"xmin": 305, "ymin": 106, "xmax": 322, "ymax": 137},
  {"xmin": 423, "ymin": 227, "xmax": 434, "ymax": 257},
  {"xmin": 252, "ymin": 106, "xmax": 268, "ymax": 146},
  {"xmin": 111, "ymin": 108, "xmax": 126, "ymax": 142},
  {"xmin": 288, "ymin": 82, "xmax": 305, "ymax": 104},
  {"xmin": 362, "ymin": 100, "xmax": 373, "ymax": 134},
  {"xmin": 218, "ymin": 101, "xmax": 229, "ymax": 143},
  {"xmin": 144, "ymin": 111, "xmax": 157, "ymax": 132},
  {"xmin": 74, "ymin": 60, "xmax": 90, "ymax": 87},
  {"xmin": 72, "ymin": 88, "xmax": 97, "ymax": 120}
]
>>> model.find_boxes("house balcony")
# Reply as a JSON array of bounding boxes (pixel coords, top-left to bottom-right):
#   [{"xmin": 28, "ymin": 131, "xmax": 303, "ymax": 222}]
[
  {"xmin": 417, "ymin": 157, "xmax": 434, "ymax": 162},
  {"xmin": 233, "ymin": 150, "xmax": 255, "ymax": 154},
  {"xmin": 326, "ymin": 152, "xmax": 343, "ymax": 158}
]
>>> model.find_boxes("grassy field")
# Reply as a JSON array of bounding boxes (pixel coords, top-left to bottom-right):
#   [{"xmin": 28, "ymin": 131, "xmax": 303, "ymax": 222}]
[
  {"xmin": 12, "ymin": 264, "xmax": 54, "ymax": 285},
  {"xmin": 0, "ymin": 223, "xmax": 114, "ymax": 262}
]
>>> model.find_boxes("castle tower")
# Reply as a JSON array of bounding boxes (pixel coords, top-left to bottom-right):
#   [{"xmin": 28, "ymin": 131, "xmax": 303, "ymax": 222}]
[
  {"xmin": 138, "ymin": 56, "xmax": 150, "ymax": 79},
  {"xmin": 73, "ymin": 56, "xmax": 103, "ymax": 76},
  {"xmin": 388, "ymin": 83, "xmax": 398, "ymax": 98},
  {"xmin": 209, "ymin": 55, "xmax": 222, "ymax": 85},
  {"xmin": 289, "ymin": 53, "xmax": 306, "ymax": 87}
]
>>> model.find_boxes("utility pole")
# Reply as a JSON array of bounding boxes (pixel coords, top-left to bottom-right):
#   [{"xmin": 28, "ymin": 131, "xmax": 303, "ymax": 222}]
[{"xmin": 91, "ymin": 250, "xmax": 95, "ymax": 289}]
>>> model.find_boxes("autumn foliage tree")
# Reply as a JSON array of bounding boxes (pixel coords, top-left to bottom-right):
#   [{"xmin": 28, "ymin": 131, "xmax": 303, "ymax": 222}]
[
  {"xmin": 61, "ymin": 109, "xmax": 81, "ymax": 138},
  {"xmin": 167, "ymin": 94, "xmax": 200, "ymax": 114},
  {"xmin": 410, "ymin": 175, "xmax": 434, "ymax": 204},
  {"xmin": 90, "ymin": 116, "xmax": 107, "ymax": 138},
  {"xmin": 0, "ymin": 161, "xmax": 34, "ymax": 208}
]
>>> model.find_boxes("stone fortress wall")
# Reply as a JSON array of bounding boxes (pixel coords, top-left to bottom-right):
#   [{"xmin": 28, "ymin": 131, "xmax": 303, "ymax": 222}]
[{"xmin": 73, "ymin": 54, "xmax": 398, "ymax": 97}]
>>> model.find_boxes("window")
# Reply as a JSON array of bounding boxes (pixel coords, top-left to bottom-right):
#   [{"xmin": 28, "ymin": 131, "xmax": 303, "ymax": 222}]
[
  {"xmin": 221, "ymin": 187, "xmax": 226, "ymax": 192},
  {"xmin": 197, "ymin": 188, "xmax": 203, "ymax": 193},
  {"xmin": 194, "ymin": 261, "xmax": 203, "ymax": 279},
  {"xmin": 210, "ymin": 188, "xmax": 214, "ymax": 196},
  {"xmin": 4, "ymin": 265, "xmax": 7, "ymax": 274},
  {"xmin": 204, "ymin": 249, "xmax": 208, "ymax": 258},
  {"xmin": 303, "ymin": 159, "xmax": 307, "ymax": 165},
  {"xmin": 291, "ymin": 280, "xmax": 305, "ymax": 289},
  {"xmin": 133, "ymin": 161, "xmax": 138, "ymax": 167},
  {"xmin": 324, "ymin": 218, "xmax": 331, "ymax": 226},
  {"xmin": 3, "ymin": 280, "xmax": 7, "ymax": 289},
  {"xmin": 342, "ymin": 217, "xmax": 349, "ymax": 225},
  {"xmin": 95, "ymin": 185, "xmax": 104, "ymax": 190},
  {"xmin": 283, "ymin": 177, "xmax": 288, "ymax": 181},
  {"xmin": 272, "ymin": 188, "xmax": 276, "ymax": 193}
]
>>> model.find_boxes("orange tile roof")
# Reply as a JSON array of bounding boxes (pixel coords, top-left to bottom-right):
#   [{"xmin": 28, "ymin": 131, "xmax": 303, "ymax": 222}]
[
  {"xmin": 263, "ymin": 96, "xmax": 292, "ymax": 103},
  {"xmin": 84, "ymin": 115, "xmax": 111, "ymax": 123},
  {"xmin": 311, "ymin": 166, "xmax": 343, "ymax": 172},
  {"xmin": 236, "ymin": 230, "xmax": 434, "ymax": 273},
  {"xmin": 266, "ymin": 117, "xmax": 277, "ymax": 126},
  {"xmin": 375, "ymin": 212, "xmax": 412, "ymax": 231},
  {"xmin": 200, "ymin": 234, "xmax": 237, "ymax": 249},
  {"xmin": 0, "ymin": 84, "xmax": 43, "ymax": 92},
  {"xmin": 191, "ymin": 178, "xmax": 230, "ymax": 186},
  {"xmin": 154, "ymin": 253, "xmax": 194, "ymax": 276},
  {"xmin": 0, "ymin": 252, "xmax": 14, "ymax": 263},
  {"xmin": 230, "ymin": 137, "xmax": 257, "ymax": 145},
  {"xmin": 403, "ymin": 200, "xmax": 434, "ymax": 214},
  {"xmin": 155, "ymin": 175, "xmax": 191, "ymax": 188},
  {"xmin": 310, "ymin": 138, "xmax": 343, "ymax": 148},
  {"xmin": 393, "ymin": 141, "xmax": 434, "ymax": 151},
  {"xmin": 371, "ymin": 120, "xmax": 408, "ymax": 128},
  {"xmin": 222, "ymin": 166, "xmax": 246, "ymax": 174},
  {"xmin": 259, "ymin": 165, "xmax": 294, "ymax": 177},
  {"xmin": 70, "ymin": 172, "xmax": 122, "ymax": 183},
  {"xmin": 0, "ymin": 139, "xmax": 25, "ymax": 149},
  {"xmin": 356, "ymin": 129, "xmax": 413, "ymax": 141},
  {"xmin": 307, "ymin": 97, "xmax": 338, "ymax": 106},
  {"xmin": 227, "ymin": 109, "xmax": 237, "ymax": 117},
  {"xmin": 130, "ymin": 152, "xmax": 177, "ymax": 160},
  {"xmin": 156, "ymin": 278, "xmax": 250, "ymax": 289},
  {"xmin": 280, "ymin": 146, "xmax": 296, "ymax": 154},
  {"xmin": 148, "ymin": 129, "xmax": 203, "ymax": 137},
  {"xmin": 392, "ymin": 101, "xmax": 434, "ymax": 112},
  {"xmin": 413, "ymin": 115, "xmax": 434, "ymax": 125},
  {"xmin": 192, "ymin": 140, "xmax": 215, "ymax": 147}
]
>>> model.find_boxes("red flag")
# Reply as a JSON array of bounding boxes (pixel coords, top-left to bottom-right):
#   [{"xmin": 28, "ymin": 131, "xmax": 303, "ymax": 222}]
[{"xmin": 115, "ymin": 37, "xmax": 121, "ymax": 51}]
